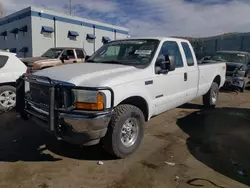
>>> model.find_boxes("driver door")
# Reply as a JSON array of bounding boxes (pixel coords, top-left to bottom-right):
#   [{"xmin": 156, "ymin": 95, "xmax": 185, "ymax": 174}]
[
  {"xmin": 150, "ymin": 41, "xmax": 188, "ymax": 115},
  {"xmin": 61, "ymin": 50, "xmax": 77, "ymax": 64}
]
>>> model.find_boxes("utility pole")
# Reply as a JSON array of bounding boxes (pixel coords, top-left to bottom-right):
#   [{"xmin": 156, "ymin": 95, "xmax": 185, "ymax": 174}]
[
  {"xmin": 69, "ymin": 0, "xmax": 72, "ymax": 15},
  {"xmin": 0, "ymin": 2, "xmax": 5, "ymax": 18}
]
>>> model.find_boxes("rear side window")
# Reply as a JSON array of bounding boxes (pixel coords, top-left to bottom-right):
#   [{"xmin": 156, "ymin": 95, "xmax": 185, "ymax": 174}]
[
  {"xmin": 181, "ymin": 42, "xmax": 194, "ymax": 66},
  {"xmin": 0, "ymin": 55, "xmax": 9, "ymax": 69},
  {"xmin": 76, "ymin": 50, "xmax": 85, "ymax": 58}
]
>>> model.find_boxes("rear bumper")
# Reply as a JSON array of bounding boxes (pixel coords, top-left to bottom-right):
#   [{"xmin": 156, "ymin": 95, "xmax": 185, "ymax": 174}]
[{"xmin": 16, "ymin": 74, "xmax": 114, "ymax": 146}]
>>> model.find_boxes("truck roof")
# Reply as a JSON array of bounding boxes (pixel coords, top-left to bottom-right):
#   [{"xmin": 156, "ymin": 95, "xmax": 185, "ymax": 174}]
[
  {"xmin": 49, "ymin": 47, "xmax": 84, "ymax": 50},
  {"xmin": 117, "ymin": 37, "xmax": 190, "ymax": 43}
]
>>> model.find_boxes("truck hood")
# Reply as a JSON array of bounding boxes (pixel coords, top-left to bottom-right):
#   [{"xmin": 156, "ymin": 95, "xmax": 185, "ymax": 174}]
[
  {"xmin": 34, "ymin": 63, "xmax": 141, "ymax": 87},
  {"xmin": 225, "ymin": 62, "xmax": 244, "ymax": 71},
  {"xmin": 21, "ymin": 57, "xmax": 51, "ymax": 63},
  {"xmin": 21, "ymin": 57, "xmax": 58, "ymax": 67}
]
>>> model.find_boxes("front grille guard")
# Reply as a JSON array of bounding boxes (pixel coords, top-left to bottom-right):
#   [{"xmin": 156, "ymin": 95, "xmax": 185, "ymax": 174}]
[{"xmin": 16, "ymin": 73, "xmax": 115, "ymax": 132}]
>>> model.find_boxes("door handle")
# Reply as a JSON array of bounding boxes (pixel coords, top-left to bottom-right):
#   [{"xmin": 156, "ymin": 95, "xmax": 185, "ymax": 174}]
[{"xmin": 184, "ymin": 72, "xmax": 187, "ymax": 81}]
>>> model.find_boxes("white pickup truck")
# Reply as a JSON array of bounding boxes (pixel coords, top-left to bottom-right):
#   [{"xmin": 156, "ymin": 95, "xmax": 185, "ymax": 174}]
[{"xmin": 16, "ymin": 37, "xmax": 226, "ymax": 158}]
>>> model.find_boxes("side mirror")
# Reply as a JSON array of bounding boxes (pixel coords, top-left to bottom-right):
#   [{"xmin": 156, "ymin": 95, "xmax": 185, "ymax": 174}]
[
  {"xmin": 60, "ymin": 56, "xmax": 64, "ymax": 63},
  {"xmin": 167, "ymin": 55, "xmax": 176, "ymax": 71},
  {"xmin": 155, "ymin": 55, "xmax": 175, "ymax": 74},
  {"xmin": 60, "ymin": 55, "xmax": 69, "ymax": 63}
]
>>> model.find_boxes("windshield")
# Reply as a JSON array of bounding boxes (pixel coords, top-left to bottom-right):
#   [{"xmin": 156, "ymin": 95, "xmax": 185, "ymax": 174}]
[
  {"xmin": 211, "ymin": 52, "xmax": 247, "ymax": 64},
  {"xmin": 87, "ymin": 39, "xmax": 160, "ymax": 66},
  {"xmin": 41, "ymin": 48, "xmax": 63, "ymax": 58}
]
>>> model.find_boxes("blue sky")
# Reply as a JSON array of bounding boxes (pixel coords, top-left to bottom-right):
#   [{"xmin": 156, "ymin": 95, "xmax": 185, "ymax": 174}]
[{"xmin": 1, "ymin": 0, "xmax": 250, "ymax": 37}]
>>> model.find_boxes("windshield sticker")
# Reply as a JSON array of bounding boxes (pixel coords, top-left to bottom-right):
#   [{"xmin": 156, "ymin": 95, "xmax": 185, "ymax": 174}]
[
  {"xmin": 237, "ymin": 54, "xmax": 245, "ymax": 57},
  {"xmin": 134, "ymin": 50, "xmax": 152, "ymax": 55}
]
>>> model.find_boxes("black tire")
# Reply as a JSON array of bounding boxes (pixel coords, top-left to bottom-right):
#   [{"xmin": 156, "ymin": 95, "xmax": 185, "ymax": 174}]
[
  {"xmin": 102, "ymin": 104, "xmax": 145, "ymax": 159},
  {"xmin": 203, "ymin": 82, "xmax": 219, "ymax": 108},
  {"xmin": 0, "ymin": 85, "xmax": 16, "ymax": 112}
]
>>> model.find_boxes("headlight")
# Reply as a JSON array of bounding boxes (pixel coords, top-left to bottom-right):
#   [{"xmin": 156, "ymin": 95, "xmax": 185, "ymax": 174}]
[
  {"xmin": 234, "ymin": 67, "xmax": 246, "ymax": 77},
  {"xmin": 72, "ymin": 90, "xmax": 104, "ymax": 111}
]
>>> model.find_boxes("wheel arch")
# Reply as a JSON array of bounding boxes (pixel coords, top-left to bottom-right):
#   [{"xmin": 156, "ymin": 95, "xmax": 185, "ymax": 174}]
[
  {"xmin": 118, "ymin": 96, "xmax": 149, "ymax": 122},
  {"xmin": 213, "ymin": 75, "xmax": 221, "ymax": 87},
  {"xmin": 0, "ymin": 82, "xmax": 16, "ymax": 87}
]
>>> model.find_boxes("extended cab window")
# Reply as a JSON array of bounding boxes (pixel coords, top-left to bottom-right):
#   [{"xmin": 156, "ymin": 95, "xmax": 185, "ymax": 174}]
[
  {"xmin": 0, "ymin": 55, "xmax": 9, "ymax": 69},
  {"xmin": 158, "ymin": 41, "xmax": 183, "ymax": 68},
  {"xmin": 76, "ymin": 50, "xmax": 85, "ymax": 58},
  {"xmin": 181, "ymin": 42, "xmax": 194, "ymax": 66}
]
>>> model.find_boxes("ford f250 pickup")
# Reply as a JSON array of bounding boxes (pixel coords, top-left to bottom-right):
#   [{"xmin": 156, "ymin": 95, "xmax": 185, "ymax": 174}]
[{"xmin": 16, "ymin": 37, "xmax": 226, "ymax": 158}]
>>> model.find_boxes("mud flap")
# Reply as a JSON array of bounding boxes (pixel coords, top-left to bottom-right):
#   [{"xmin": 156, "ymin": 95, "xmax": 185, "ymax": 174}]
[{"xmin": 15, "ymin": 76, "xmax": 25, "ymax": 113}]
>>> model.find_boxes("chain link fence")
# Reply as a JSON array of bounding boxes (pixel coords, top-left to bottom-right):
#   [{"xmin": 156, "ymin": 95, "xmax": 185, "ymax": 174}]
[{"xmin": 189, "ymin": 33, "xmax": 250, "ymax": 60}]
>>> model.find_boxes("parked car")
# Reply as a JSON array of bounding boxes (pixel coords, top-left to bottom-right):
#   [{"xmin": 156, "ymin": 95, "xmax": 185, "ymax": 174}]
[
  {"xmin": 202, "ymin": 51, "xmax": 250, "ymax": 92},
  {"xmin": 21, "ymin": 47, "xmax": 87, "ymax": 72},
  {"xmin": 16, "ymin": 37, "xmax": 226, "ymax": 158},
  {"xmin": 0, "ymin": 51, "xmax": 27, "ymax": 111}
]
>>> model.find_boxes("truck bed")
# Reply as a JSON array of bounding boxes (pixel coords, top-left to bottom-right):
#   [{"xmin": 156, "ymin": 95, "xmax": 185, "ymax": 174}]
[{"xmin": 197, "ymin": 61, "xmax": 226, "ymax": 97}]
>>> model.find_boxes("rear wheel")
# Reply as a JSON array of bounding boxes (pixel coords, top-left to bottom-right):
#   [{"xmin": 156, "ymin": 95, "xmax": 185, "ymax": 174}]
[
  {"xmin": 203, "ymin": 82, "xmax": 219, "ymax": 108},
  {"xmin": 102, "ymin": 104, "xmax": 145, "ymax": 158},
  {"xmin": 0, "ymin": 85, "xmax": 16, "ymax": 111}
]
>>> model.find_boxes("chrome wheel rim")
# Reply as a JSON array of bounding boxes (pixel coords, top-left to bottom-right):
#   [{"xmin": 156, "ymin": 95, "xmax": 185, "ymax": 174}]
[
  {"xmin": 0, "ymin": 91, "xmax": 16, "ymax": 108},
  {"xmin": 120, "ymin": 118, "xmax": 139, "ymax": 147},
  {"xmin": 212, "ymin": 91, "xmax": 217, "ymax": 104}
]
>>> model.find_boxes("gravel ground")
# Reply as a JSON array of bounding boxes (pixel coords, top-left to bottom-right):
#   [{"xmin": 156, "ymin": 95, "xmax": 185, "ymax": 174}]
[{"xmin": 0, "ymin": 90, "xmax": 250, "ymax": 188}]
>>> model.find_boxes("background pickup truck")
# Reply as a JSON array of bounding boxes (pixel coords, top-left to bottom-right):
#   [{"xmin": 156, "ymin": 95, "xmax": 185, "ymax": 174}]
[
  {"xmin": 21, "ymin": 47, "xmax": 87, "ymax": 71},
  {"xmin": 201, "ymin": 50, "xmax": 250, "ymax": 92},
  {"xmin": 16, "ymin": 37, "xmax": 226, "ymax": 158}
]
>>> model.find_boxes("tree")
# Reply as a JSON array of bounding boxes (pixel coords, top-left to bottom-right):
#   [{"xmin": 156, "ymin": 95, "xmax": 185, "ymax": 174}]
[{"xmin": 0, "ymin": 2, "xmax": 4, "ymax": 18}]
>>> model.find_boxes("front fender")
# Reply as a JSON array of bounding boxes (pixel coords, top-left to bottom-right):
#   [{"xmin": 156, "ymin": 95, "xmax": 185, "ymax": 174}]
[{"xmin": 112, "ymin": 84, "xmax": 153, "ymax": 121}]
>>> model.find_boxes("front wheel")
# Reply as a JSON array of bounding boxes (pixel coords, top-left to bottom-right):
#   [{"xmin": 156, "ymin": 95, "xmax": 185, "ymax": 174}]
[
  {"xmin": 203, "ymin": 82, "xmax": 219, "ymax": 108},
  {"xmin": 102, "ymin": 104, "xmax": 145, "ymax": 158}
]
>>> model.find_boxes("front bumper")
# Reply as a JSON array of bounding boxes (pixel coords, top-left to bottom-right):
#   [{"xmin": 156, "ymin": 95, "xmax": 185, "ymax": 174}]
[
  {"xmin": 224, "ymin": 76, "xmax": 245, "ymax": 89},
  {"xmin": 16, "ymin": 74, "xmax": 114, "ymax": 145}
]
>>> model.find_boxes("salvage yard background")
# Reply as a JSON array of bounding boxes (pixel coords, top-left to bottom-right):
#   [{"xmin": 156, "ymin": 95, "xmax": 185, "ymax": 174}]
[
  {"xmin": 186, "ymin": 32, "xmax": 250, "ymax": 59},
  {"xmin": 0, "ymin": 90, "xmax": 250, "ymax": 188}
]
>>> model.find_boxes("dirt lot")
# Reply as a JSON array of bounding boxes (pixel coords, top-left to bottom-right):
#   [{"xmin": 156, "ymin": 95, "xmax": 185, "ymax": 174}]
[{"xmin": 0, "ymin": 90, "xmax": 250, "ymax": 188}]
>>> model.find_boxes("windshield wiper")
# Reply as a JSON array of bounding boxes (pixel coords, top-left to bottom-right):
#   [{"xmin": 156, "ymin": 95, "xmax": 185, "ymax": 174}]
[{"xmin": 99, "ymin": 60, "xmax": 124, "ymax": 64}]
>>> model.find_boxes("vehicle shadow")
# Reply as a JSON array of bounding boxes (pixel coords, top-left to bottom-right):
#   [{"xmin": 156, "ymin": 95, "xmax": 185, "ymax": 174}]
[
  {"xmin": 0, "ymin": 111, "xmax": 114, "ymax": 162},
  {"xmin": 176, "ymin": 105, "xmax": 250, "ymax": 186},
  {"xmin": 178, "ymin": 103, "xmax": 203, "ymax": 110}
]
